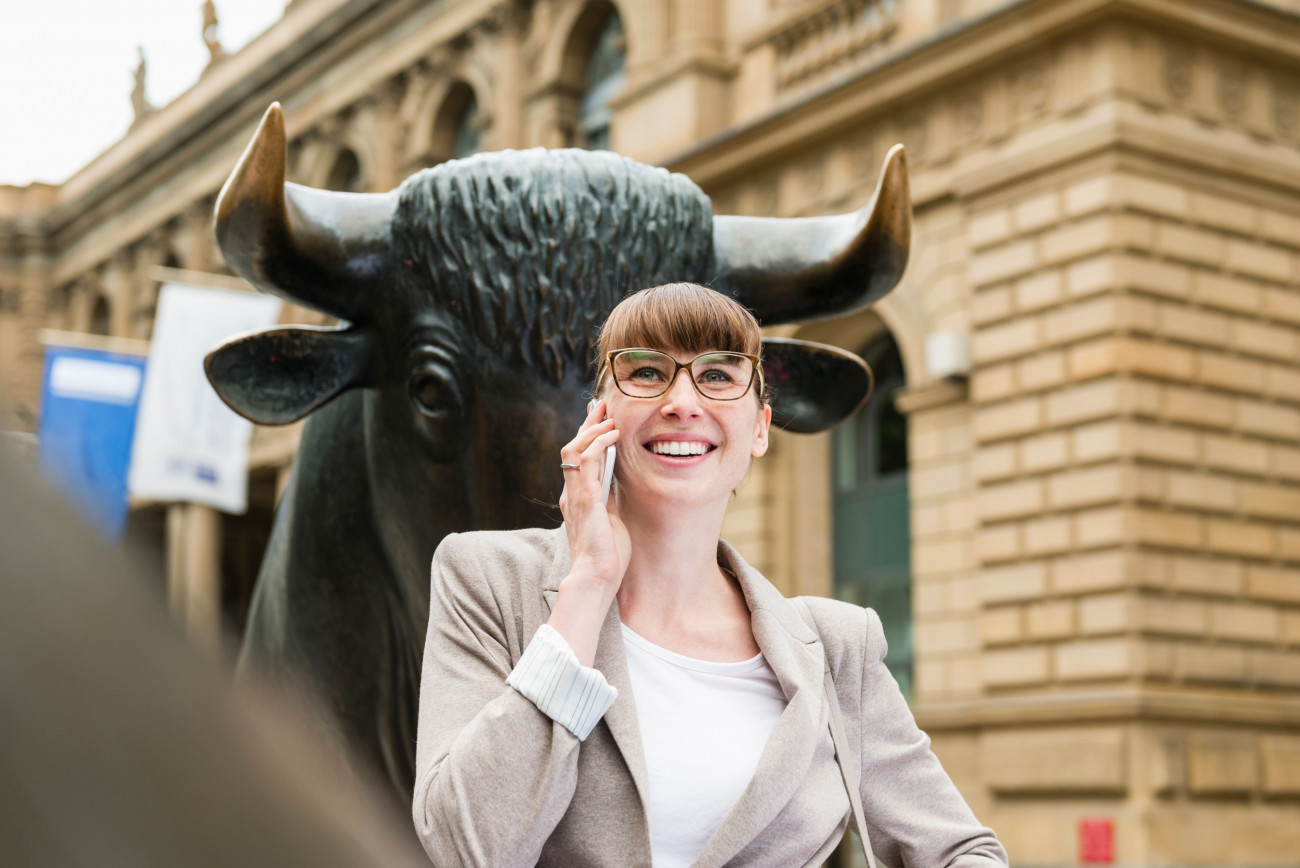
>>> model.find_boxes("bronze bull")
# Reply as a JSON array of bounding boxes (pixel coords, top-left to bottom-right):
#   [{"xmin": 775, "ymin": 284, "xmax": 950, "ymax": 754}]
[{"xmin": 205, "ymin": 103, "xmax": 911, "ymax": 808}]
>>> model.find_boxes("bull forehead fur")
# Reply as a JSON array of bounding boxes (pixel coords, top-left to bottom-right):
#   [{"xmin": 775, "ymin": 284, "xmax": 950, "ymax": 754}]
[{"xmin": 392, "ymin": 148, "xmax": 714, "ymax": 383}]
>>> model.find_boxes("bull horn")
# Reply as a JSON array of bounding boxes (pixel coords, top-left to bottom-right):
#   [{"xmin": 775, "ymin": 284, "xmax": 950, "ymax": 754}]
[
  {"xmin": 712, "ymin": 144, "xmax": 911, "ymax": 324},
  {"xmin": 214, "ymin": 103, "xmax": 397, "ymax": 322}
]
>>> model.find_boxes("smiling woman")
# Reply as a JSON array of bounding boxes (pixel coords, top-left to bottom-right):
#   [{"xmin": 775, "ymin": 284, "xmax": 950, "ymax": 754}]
[{"xmin": 411, "ymin": 282, "xmax": 1008, "ymax": 868}]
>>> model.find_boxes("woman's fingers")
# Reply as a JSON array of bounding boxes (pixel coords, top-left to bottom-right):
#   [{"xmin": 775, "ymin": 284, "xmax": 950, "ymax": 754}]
[
  {"xmin": 561, "ymin": 418, "xmax": 614, "ymax": 465},
  {"xmin": 560, "ymin": 427, "xmax": 619, "ymax": 517},
  {"xmin": 559, "ymin": 401, "xmax": 616, "ymax": 517},
  {"xmin": 575, "ymin": 428, "xmax": 619, "ymax": 498}
]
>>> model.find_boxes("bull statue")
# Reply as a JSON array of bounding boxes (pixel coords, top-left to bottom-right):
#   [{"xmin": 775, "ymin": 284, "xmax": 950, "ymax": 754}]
[{"xmin": 205, "ymin": 103, "xmax": 911, "ymax": 808}]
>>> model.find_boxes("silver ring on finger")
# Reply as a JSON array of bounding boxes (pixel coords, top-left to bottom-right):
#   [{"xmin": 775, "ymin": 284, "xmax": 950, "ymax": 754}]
[{"xmin": 560, "ymin": 463, "xmax": 580, "ymax": 470}]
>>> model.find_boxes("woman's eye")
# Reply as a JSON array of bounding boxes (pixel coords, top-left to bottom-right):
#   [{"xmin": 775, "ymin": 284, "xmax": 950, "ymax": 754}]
[
  {"xmin": 631, "ymin": 367, "xmax": 666, "ymax": 381},
  {"xmin": 698, "ymin": 369, "xmax": 734, "ymax": 383}
]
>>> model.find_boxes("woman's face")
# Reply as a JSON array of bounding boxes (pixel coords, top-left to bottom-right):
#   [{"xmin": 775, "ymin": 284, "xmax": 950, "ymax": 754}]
[{"xmin": 602, "ymin": 346, "xmax": 771, "ymax": 512}]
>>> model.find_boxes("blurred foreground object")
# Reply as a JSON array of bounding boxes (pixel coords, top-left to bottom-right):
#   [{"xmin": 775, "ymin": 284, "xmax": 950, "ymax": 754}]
[{"xmin": 0, "ymin": 441, "xmax": 427, "ymax": 867}]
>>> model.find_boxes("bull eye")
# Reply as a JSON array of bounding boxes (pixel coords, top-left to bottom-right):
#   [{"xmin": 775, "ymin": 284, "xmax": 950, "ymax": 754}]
[{"xmin": 409, "ymin": 372, "xmax": 453, "ymax": 417}]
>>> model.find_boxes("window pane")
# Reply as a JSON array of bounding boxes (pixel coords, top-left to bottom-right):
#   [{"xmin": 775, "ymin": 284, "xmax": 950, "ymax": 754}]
[
  {"xmin": 874, "ymin": 393, "xmax": 908, "ymax": 476},
  {"xmin": 832, "ymin": 332, "xmax": 912, "ymax": 696},
  {"xmin": 451, "ymin": 92, "xmax": 480, "ymax": 159},
  {"xmin": 579, "ymin": 12, "xmax": 625, "ymax": 149}
]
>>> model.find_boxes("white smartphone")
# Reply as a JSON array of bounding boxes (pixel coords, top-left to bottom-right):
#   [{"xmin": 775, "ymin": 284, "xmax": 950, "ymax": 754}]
[
  {"xmin": 588, "ymin": 400, "xmax": 617, "ymax": 504},
  {"xmin": 600, "ymin": 443, "xmax": 616, "ymax": 504}
]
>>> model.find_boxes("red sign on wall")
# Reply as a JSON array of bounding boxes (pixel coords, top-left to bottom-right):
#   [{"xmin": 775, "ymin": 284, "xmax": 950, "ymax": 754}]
[{"xmin": 1079, "ymin": 818, "xmax": 1114, "ymax": 864}]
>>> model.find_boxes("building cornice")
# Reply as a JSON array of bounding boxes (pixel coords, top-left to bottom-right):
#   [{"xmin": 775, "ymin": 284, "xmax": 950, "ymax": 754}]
[{"xmin": 663, "ymin": 0, "xmax": 1300, "ymax": 189}]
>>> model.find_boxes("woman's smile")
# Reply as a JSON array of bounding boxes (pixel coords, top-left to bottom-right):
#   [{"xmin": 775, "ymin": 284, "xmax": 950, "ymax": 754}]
[{"xmin": 643, "ymin": 434, "xmax": 718, "ymax": 460}]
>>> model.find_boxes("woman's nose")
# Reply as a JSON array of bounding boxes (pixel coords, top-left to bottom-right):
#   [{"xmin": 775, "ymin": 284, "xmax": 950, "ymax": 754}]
[{"xmin": 659, "ymin": 369, "xmax": 703, "ymax": 418}]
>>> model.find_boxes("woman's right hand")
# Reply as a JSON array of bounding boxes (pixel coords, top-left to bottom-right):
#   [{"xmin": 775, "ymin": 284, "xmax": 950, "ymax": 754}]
[{"xmin": 557, "ymin": 399, "xmax": 630, "ymax": 593}]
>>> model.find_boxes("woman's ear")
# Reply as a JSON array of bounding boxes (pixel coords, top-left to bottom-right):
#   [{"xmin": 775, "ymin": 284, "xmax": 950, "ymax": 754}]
[{"xmin": 751, "ymin": 404, "xmax": 773, "ymax": 458}]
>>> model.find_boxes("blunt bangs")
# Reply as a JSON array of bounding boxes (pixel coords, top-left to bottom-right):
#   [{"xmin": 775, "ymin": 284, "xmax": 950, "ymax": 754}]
[
  {"xmin": 594, "ymin": 283, "xmax": 765, "ymax": 399},
  {"xmin": 597, "ymin": 282, "xmax": 761, "ymax": 359}
]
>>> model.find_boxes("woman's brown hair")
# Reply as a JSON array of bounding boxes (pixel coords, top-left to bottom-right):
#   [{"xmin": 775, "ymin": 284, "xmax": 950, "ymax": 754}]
[{"xmin": 593, "ymin": 283, "xmax": 767, "ymax": 402}]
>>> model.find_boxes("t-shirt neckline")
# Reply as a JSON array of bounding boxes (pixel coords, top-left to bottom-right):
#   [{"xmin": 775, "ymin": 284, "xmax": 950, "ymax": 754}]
[{"xmin": 620, "ymin": 622, "xmax": 766, "ymax": 674}]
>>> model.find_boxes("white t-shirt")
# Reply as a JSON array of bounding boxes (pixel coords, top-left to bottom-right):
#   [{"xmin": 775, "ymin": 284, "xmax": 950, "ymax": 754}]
[{"xmin": 621, "ymin": 623, "xmax": 788, "ymax": 868}]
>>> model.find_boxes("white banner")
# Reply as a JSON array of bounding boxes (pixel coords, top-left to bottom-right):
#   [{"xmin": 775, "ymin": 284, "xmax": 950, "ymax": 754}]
[{"xmin": 127, "ymin": 283, "xmax": 281, "ymax": 513}]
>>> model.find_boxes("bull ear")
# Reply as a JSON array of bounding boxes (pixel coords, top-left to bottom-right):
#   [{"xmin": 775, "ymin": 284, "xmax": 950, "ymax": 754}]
[
  {"xmin": 761, "ymin": 338, "xmax": 873, "ymax": 434},
  {"xmin": 204, "ymin": 326, "xmax": 371, "ymax": 425},
  {"xmin": 713, "ymin": 145, "xmax": 910, "ymax": 324}
]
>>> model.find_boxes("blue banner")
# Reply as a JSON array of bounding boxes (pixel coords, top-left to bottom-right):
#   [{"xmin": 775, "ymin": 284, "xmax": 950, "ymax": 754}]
[{"xmin": 37, "ymin": 344, "xmax": 147, "ymax": 540}]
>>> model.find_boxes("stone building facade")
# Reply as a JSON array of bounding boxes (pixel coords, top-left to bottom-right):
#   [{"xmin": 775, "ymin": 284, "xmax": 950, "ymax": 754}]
[{"xmin": 2, "ymin": 0, "xmax": 1299, "ymax": 864}]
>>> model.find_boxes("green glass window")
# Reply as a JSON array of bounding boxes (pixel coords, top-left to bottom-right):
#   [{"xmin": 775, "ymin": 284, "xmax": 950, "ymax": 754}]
[
  {"xmin": 451, "ymin": 91, "xmax": 480, "ymax": 160},
  {"xmin": 579, "ymin": 12, "xmax": 625, "ymax": 150},
  {"xmin": 832, "ymin": 333, "xmax": 912, "ymax": 696}
]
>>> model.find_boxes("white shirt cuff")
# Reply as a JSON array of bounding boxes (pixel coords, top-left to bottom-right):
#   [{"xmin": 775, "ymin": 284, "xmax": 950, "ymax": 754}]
[{"xmin": 506, "ymin": 624, "xmax": 618, "ymax": 741}]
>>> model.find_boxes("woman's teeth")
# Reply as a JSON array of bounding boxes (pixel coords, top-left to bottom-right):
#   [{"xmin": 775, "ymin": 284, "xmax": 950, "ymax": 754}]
[{"xmin": 649, "ymin": 441, "xmax": 711, "ymax": 456}]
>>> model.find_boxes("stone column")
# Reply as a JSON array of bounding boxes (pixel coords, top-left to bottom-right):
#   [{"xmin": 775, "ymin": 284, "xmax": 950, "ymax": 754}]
[
  {"xmin": 166, "ymin": 502, "xmax": 223, "ymax": 652},
  {"xmin": 483, "ymin": 2, "xmax": 525, "ymax": 149},
  {"xmin": 670, "ymin": 0, "xmax": 721, "ymax": 56}
]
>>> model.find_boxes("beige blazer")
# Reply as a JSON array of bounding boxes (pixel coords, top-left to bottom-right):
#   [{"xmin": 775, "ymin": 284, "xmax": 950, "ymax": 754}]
[{"xmin": 412, "ymin": 527, "xmax": 1007, "ymax": 867}]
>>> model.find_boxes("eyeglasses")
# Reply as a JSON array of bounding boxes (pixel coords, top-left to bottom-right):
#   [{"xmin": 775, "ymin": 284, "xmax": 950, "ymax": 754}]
[{"xmin": 602, "ymin": 348, "xmax": 763, "ymax": 401}]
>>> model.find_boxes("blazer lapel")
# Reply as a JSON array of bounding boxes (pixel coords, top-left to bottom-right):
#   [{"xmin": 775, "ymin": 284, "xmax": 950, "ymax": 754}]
[
  {"xmin": 540, "ymin": 529, "xmax": 826, "ymax": 868},
  {"xmin": 540, "ymin": 528, "xmax": 652, "ymax": 818},
  {"xmin": 691, "ymin": 540, "xmax": 828, "ymax": 868}
]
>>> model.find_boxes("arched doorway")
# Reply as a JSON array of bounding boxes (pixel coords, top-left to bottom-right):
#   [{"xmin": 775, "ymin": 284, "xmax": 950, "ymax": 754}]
[{"xmin": 832, "ymin": 331, "xmax": 913, "ymax": 696}]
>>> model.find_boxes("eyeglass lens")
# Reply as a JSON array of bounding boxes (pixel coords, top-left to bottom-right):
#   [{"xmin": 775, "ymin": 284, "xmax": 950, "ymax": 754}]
[{"xmin": 611, "ymin": 350, "xmax": 755, "ymax": 399}]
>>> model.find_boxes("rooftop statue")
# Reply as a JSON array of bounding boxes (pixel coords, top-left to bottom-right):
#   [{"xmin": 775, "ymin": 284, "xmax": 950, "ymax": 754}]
[
  {"xmin": 202, "ymin": 0, "xmax": 225, "ymax": 66},
  {"xmin": 205, "ymin": 103, "xmax": 911, "ymax": 809},
  {"xmin": 130, "ymin": 47, "xmax": 152, "ymax": 125}
]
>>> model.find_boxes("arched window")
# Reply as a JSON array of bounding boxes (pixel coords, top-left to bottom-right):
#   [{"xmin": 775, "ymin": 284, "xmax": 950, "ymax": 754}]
[
  {"xmin": 424, "ymin": 82, "xmax": 482, "ymax": 165},
  {"xmin": 578, "ymin": 10, "xmax": 625, "ymax": 150},
  {"xmin": 451, "ymin": 90, "xmax": 481, "ymax": 160},
  {"xmin": 831, "ymin": 332, "xmax": 912, "ymax": 695},
  {"xmin": 325, "ymin": 148, "xmax": 363, "ymax": 192},
  {"xmin": 88, "ymin": 295, "xmax": 111, "ymax": 336}
]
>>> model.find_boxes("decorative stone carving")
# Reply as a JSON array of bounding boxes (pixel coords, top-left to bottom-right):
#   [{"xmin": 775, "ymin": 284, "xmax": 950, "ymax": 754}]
[
  {"xmin": 1218, "ymin": 64, "xmax": 1247, "ymax": 120},
  {"xmin": 1164, "ymin": 49, "xmax": 1193, "ymax": 102},
  {"xmin": 959, "ymin": 93, "xmax": 985, "ymax": 138},
  {"xmin": 1017, "ymin": 63, "xmax": 1050, "ymax": 116},
  {"xmin": 1274, "ymin": 82, "xmax": 1297, "ymax": 134},
  {"xmin": 765, "ymin": 0, "xmax": 901, "ymax": 91}
]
